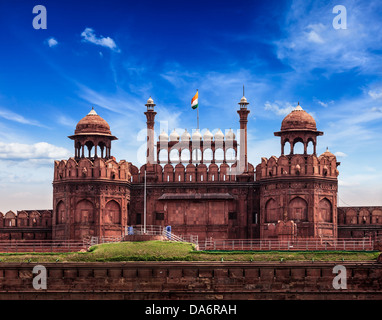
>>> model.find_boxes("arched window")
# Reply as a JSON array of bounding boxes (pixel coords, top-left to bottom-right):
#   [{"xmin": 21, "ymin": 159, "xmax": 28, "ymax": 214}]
[
  {"xmin": 307, "ymin": 140, "xmax": 314, "ymax": 154},
  {"xmin": 289, "ymin": 197, "xmax": 308, "ymax": 221},
  {"xmin": 159, "ymin": 149, "xmax": 168, "ymax": 164},
  {"xmin": 192, "ymin": 149, "xmax": 202, "ymax": 163},
  {"xmin": 169, "ymin": 149, "xmax": 180, "ymax": 163},
  {"xmin": 318, "ymin": 198, "xmax": 332, "ymax": 222},
  {"xmin": 214, "ymin": 149, "xmax": 224, "ymax": 163},
  {"xmin": 265, "ymin": 199, "xmax": 278, "ymax": 223},
  {"xmin": 293, "ymin": 141, "xmax": 304, "ymax": 154},
  {"xmin": 56, "ymin": 201, "xmax": 65, "ymax": 224},
  {"xmin": 105, "ymin": 200, "xmax": 121, "ymax": 224},
  {"xmin": 226, "ymin": 148, "xmax": 236, "ymax": 163},
  {"xmin": 181, "ymin": 149, "xmax": 191, "ymax": 163},
  {"xmin": 75, "ymin": 200, "xmax": 94, "ymax": 223},
  {"xmin": 203, "ymin": 148, "xmax": 213, "ymax": 163},
  {"xmin": 85, "ymin": 141, "xmax": 94, "ymax": 158}
]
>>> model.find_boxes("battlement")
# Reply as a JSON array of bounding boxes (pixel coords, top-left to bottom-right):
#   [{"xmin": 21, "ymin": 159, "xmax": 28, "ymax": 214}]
[
  {"xmin": 130, "ymin": 162, "xmax": 255, "ymax": 183},
  {"xmin": 255, "ymin": 153, "xmax": 340, "ymax": 181},
  {"xmin": 0, "ymin": 210, "xmax": 52, "ymax": 228},
  {"xmin": 54, "ymin": 157, "xmax": 131, "ymax": 182}
]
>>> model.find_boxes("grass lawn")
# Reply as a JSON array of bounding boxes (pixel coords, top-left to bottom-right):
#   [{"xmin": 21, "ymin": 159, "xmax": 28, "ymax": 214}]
[{"xmin": 0, "ymin": 241, "xmax": 379, "ymax": 263}]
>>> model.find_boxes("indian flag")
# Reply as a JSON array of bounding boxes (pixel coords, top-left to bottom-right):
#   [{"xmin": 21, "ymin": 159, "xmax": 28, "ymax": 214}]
[{"xmin": 191, "ymin": 90, "xmax": 198, "ymax": 109}]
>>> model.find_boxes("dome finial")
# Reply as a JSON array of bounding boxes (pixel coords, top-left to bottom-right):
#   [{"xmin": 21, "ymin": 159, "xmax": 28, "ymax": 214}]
[
  {"xmin": 294, "ymin": 102, "xmax": 303, "ymax": 111},
  {"xmin": 88, "ymin": 107, "xmax": 97, "ymax": 115}
]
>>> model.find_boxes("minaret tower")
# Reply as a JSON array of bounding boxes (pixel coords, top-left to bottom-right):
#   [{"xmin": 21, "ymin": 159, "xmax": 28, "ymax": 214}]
[
  {"xmin": 144, "ymin": 97, "xmax": 157, "ymax": 165},
  {"xmin": 237, "ymin": 86, "xmax": 250, "ymax": 179}
]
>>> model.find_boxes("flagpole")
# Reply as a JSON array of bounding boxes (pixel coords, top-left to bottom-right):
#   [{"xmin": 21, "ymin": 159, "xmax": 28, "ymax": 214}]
[
  {"xmin": 196, "ymin": 89, "xmax": 199, "ymax": 163},
  {"xmin": 144, "ymin": 169, "xmax": 146, "ymax": 234},
  {"xmin": 196, "ymin": 89, "xmax": 199, "ymax": 130}
]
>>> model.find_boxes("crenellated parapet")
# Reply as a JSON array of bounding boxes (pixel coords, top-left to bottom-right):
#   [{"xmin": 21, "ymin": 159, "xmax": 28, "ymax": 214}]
[
  {"xmin": 54, "ymin": 157, "xmax": 132, "ymax": 182},
  {"xmin": 256, "ymin": 152, "xmax": 340, "ymax": 181},
  {"xmin": 0, "ymin": 210, "xmax": 52, "ymax": 229},
  {"xmin": 128, "ymin": 162, "xmax": 255, "ymax": 183}
]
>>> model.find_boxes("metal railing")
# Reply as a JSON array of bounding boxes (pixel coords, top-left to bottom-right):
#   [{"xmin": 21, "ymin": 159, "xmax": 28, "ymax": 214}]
[
  {"xmin": 198, "ymin": 237, "xmax": 375, "ymax": 251},
  {"xmin": 0, "ymin": 240, "xmax": 87, "ymax": 253},
  {"xmin": 125, "ymin": 225, "xmax": 199, "ymax": 246},
  {"xmin": 126, "ymin": 225, "xmax": 164, "ymax": 236}
]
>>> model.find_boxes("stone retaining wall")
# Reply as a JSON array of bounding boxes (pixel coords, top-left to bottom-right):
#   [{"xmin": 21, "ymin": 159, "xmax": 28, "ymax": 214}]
[{"xmin": 0, "ymin": 261, "xmax": 380, "ymax": 299}]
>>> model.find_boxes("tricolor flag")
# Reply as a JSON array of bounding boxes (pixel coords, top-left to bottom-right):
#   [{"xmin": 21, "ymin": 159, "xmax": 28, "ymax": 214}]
[{"xmin": 191, "ymin": 90, "xmax": 198, "ymax": 109}]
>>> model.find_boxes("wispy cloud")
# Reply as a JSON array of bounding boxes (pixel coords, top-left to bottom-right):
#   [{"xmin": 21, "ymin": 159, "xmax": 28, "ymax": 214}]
[
  {"xmin": 334, "ymin": 151, "xmax": 347, "ymax": 157},
  {"xmin": 56, "ymin": 114, "xmax": 77, "ymax": 127},
  {"xmin": 275, "ymin": 0, "xmax": 382, "ymax": 74},
  {"xmin": 264, "ymin": 101, "xmax": 296, "ymax": 116},
  {"xmin": 368, "ymin": 89, "xmax": 382, "ymax": 99},
  {"xmin": 81, "ymin": 28, "xmax": 120, "ymax": 52},
  {"xmin": 46, "ymin": 37, "xmax": 58, "ymax": 47},
  {"xmin": 0, "ymin": 108, "xmax": 46, "ymax": 127}
]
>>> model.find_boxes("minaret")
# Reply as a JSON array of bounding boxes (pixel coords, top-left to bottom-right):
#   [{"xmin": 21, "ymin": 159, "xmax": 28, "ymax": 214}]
[
  {"xmin": 144, "ymin": 97, "xmax": 157, "ymax": 165},
  {"xmin": 237, "ymin": 86, "xmax": 250, "ymax": 177}
]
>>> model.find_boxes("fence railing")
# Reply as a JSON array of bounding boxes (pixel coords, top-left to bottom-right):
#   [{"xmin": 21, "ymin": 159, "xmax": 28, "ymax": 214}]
[
  {"xmin": 0, "ymin": 240, "xmax": 87, "ymax": 253},
  {"xmin": 125, "ymin": 225, "xmax": 199, "ymax": 246},
  {"xmin": 198, "ymin": 238, "xmax": 375, "ymax": 251}
]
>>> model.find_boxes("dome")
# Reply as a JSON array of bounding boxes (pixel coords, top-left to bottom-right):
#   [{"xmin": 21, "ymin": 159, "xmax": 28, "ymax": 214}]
[
  {"xmin": 169, "ymin": 129, "xmax": 179, "ymax": 141},
  {"xmin": 181, "ymin": 129, "xmax": 191, "ymax": 141},
  {"xmin": 159, "ymin": 130, "xmax": 169, "ymax": 141},
  {"xmin": 75, "ymin": 108, "xmax": 112, "ymax": 135},
  {"xmin": 145, "ymin": 96, "xmax": 155, "ymax": 107},
  {"xmin": 192, "ymin": 129, "xmax": 202, "ymax": 141},
  {"xmin": 147, "ymin": 97, "xmax": 154, "ymax": 104},
  {"xmin": 239, "ymin": 96, "xmax": 249, "ymax": 106},
  {"xmin": 225, "ymin": 129, "xmax": 235, "ymax": 140},
  {"xmin": 320, "ymin": 147, "xmax": 336, "ymax": 158},
  {"xmin": 203, "ymin": 129, "xmax": 213, "ymax": 141},
  {"xmin": 214, "ymin": 129, "xmax": 224, "ymax": 140},
  {"xmin": 281, "ymin": 104, "xmax": 317, "ymax": 131}
]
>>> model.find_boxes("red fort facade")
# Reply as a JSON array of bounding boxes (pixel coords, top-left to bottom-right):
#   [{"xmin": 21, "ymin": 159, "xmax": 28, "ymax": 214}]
[{"xmin": 0, "ymin": 95, "xmax": 381, "ymax": 241}]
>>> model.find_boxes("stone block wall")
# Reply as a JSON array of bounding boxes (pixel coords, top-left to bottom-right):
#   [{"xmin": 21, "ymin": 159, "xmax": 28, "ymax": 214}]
[{"xmin": 0, "ymin": 261, "xmax": 380, "ymax": 300}]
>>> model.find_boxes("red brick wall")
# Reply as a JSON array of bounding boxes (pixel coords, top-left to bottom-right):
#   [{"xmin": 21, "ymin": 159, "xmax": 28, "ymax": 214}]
[{"xmin": 0, "ymin": 261, "xmax": 380, "ymax": 300}]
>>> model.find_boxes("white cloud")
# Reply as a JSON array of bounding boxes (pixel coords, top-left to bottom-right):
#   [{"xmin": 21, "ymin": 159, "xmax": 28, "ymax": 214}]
[
  {"xmin": 314, "ymin": 98, "xmax": 334, "ymax": 108},
  {"xmin": 275, "ymin": 1, "xmax": 382, "ymax": 74},
  {"xmin": 0, "ymin": 142, "xmax": 71, "ymax": 160},
  {"xmin": 264, "ymin": 101, "xmax": 295, "ymax": 116},
  {"xmin": 306, "ymin": 29, "xmax": 324, "ymax": 44},
  {"xmin": 334, "ymin": 151, "xmax": 347, "ymax": 157},
  {"xmin": 46, "ymin": 37, "xmax": 58, "ymax": 47},
  {"xmin": 81, "ymin": 28, "xmax": 119, "ymax": 52},
  {"xmin": 368, "ymin": 89, "xmax": 382, "ymax": 99}
]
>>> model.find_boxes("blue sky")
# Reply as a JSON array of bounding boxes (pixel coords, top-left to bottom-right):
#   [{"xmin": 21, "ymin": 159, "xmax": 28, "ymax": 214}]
[{"xmin": 0, "ymin": 0, "xmax": 382, "ymax": 212}]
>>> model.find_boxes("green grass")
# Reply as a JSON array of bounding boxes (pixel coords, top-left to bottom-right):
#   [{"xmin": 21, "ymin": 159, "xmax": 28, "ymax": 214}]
[{"xmin": 0, "ymin": 241, "xmax": 378, "ymax": 263}]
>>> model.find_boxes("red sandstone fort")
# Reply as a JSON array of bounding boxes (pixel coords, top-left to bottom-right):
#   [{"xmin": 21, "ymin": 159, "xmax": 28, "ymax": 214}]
[{"xmin": 0, "ymin": 95, "xmax": 381, "ymax": 241}]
